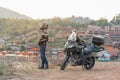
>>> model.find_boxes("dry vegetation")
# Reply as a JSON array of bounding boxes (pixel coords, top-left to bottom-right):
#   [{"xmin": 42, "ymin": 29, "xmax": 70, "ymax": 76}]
[{"xmin": 0, "ymin": 56, "xmax": 120, "ymax": 80}]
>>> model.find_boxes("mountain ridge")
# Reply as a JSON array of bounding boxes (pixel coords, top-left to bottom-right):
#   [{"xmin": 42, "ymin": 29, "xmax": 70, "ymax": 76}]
[{"xmin": 0, "ymin": 7, "xmax": 31, "ymax": 19}]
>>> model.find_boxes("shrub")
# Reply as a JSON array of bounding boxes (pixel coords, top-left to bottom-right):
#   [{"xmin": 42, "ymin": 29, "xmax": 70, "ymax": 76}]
[{"xmin": 0, "ymin": 66, "xmax": 3, "ymax": 75}]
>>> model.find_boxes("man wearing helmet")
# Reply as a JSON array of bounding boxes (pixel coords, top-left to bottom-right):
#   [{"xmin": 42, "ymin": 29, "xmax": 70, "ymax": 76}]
[{"xmin": 38, "ymin": 22, "xmax": 49, "ymax": 69}]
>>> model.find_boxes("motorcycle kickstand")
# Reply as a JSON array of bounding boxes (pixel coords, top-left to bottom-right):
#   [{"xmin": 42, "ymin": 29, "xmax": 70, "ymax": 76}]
[{"xmin": 82, "ymin": 65, "xmax": 85, "ymax": 70}]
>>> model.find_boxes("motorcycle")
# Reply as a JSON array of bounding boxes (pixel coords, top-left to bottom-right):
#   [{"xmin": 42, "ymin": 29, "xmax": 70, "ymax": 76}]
[{"xmin": 60, "ymin": 35, "xmax": 105, "ymax": 70}]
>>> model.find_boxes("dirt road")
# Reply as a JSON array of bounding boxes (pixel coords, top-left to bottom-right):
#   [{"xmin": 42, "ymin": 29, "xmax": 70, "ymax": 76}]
[{"xmin": 0, "ymin": 61, "xmax": 120, "ymax": 80}]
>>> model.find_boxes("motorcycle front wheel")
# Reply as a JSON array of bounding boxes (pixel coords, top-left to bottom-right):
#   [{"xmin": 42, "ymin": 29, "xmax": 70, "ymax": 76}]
[
  {"xmin": 60, "ymin": 54, "xmax": 70, "ymax": 70},
  {"xmin": 83, "ymin": 56, "xmax": 95, "ymax": 70}
]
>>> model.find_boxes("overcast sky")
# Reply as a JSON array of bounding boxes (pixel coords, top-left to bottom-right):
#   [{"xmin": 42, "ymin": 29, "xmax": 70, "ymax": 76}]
[{"xmin": 0, "ymin": 0, "xmax": 120, "ymax": 21}]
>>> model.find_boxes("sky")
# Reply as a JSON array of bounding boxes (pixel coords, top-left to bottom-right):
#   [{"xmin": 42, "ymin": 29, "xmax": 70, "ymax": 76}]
[{"xmin": 0, "ymin": 0, "xmax": 120, "ymax": 21}]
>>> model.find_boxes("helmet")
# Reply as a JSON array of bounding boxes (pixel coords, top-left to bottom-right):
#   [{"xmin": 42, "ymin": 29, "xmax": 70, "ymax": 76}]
[{"xmin": 40, "ymin": 22, "xmax": 48, "ymax": 30}]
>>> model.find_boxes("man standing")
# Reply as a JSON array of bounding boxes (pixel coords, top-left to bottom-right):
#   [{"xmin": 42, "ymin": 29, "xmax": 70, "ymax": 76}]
[{"xmin": 38, "ymin": 22, "xmax": 49, "ymax": 69}]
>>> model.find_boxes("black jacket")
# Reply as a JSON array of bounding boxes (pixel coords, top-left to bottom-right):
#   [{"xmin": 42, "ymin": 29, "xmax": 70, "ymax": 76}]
[{"xmin": 38, "ymin": 32, "xmax": 48, "ymax": 46}]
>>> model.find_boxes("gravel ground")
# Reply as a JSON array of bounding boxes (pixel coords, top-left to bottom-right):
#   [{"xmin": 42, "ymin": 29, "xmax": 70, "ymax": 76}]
[{"xmin": 0, "ymin": 61, "xmax": 120, "ymax": 80}]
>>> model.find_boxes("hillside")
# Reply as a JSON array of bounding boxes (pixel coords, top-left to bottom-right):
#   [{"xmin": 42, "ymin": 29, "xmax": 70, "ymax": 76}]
[{"xmin": 0, "ymin": 7, "xmax": 31, "ymax": 19}]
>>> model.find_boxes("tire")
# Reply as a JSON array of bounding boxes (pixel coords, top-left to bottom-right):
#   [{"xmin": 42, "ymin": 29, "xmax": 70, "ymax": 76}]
[
  {"xmin": 60, "ymin": 54, "xmax": 70, "ymax": 70},
  {"xmin": 84, "ymin": 56, "xmax": 95, "ymax": 70}
]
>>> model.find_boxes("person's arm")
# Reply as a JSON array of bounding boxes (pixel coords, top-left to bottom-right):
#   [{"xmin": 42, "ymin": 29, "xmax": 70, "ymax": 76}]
[{"xmin": 40, "ymin": 35, "xmax": 48, "ymax": 42}]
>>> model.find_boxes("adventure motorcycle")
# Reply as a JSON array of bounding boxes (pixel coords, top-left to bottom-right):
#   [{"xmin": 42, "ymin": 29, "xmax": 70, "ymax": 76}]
[{"xmin": 60, "ymin": 35, "xmax": 105, "ymax": 70}]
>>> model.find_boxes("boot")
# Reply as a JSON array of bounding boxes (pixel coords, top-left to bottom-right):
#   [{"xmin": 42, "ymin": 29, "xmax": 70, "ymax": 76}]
[
  {"xmin": 38, "ymin": 66, "xmax": 44, "ymax": 69},
  {"xmin": 38, "ymin": 64, "xmax": 44, "ymax": 69},
  {"xmin": 44, "ymin": 64, "xmax": 49, "ymax": 69}
]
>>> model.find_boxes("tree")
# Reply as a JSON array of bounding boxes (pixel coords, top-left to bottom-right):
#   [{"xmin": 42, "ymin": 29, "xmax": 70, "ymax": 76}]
[
  {"xmin": 110, "ymin": 14, "xmax": 120, "ymax": 25},
  {"xmin": 20, "ymin": 45, "xmax": 25, "ymax": 51},
  {"xmin": 95, "ymin": 18, "xmax": 108, "ymax": 28}
]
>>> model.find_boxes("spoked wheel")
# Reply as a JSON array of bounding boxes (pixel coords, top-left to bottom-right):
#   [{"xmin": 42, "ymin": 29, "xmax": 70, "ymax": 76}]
[
  {"xmin": 83, "ymin": 56, "xmax": 95, "ymax": 70},
  {"xmin": 60, "ymin": 54, "xmax": 70, "ymax": 70}
]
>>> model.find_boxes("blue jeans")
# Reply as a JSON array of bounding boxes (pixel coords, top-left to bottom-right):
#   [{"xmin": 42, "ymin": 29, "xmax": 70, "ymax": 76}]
[{"xmin": 40, "ymin": 45, "xmax": 48, "ymax": 67}]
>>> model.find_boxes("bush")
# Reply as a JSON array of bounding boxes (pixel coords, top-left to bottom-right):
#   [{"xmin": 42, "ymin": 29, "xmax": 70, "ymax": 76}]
[{"xmin": 0, "ymin": 66, "xmax": 3, "ymax": 75}]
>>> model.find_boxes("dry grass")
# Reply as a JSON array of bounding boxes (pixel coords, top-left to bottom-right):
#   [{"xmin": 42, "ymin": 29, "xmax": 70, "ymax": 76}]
[{"xmin": 0, "ymin": 56, "xmax": 120, "ymax": 80}]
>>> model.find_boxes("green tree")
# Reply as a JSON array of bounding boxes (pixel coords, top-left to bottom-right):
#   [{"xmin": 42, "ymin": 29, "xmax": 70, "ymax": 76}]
[
  {"xmin": 95, "ymin": 18, "xmax": 108, "ymax": 28},
  {"xmin": 110, "ymin": 14, "xmax": 120, "ymax": 25},
  {"xmin": 20, "ymin": 45, "xmax": 25, "ymax": 51}
]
